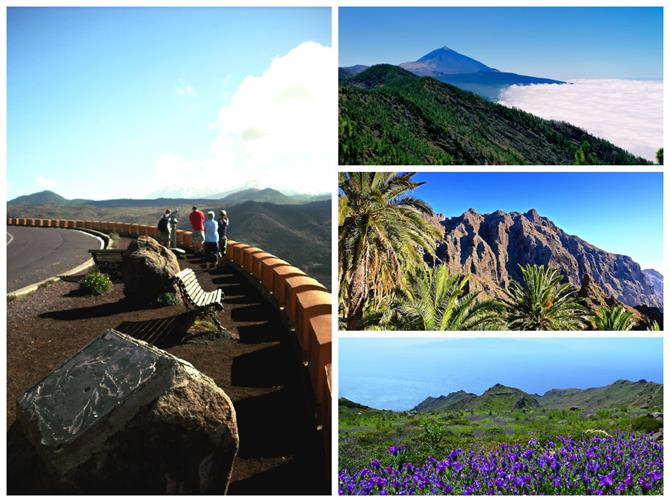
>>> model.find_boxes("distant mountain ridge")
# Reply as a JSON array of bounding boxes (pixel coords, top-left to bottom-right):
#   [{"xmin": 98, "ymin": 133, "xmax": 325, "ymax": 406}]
[
  {"xmin": 435, "ymin": 208, "xmax": 662, "ymax": 309},
  {"xmin": 8, "ymin": 188, "xmax": 330, "ymax": 208},
  {"xmin": 8, "ymin": 190, "xmax": 331, "ymax": 288},
  {"xmin": 339, "ymin": 65, "xmax": 649, "ymax": 165},
  {"xmin": 413, "ymin": 379, "xmax": 663, "ymax": 412},
  {"xmin": 342, "ymin": 46, "xmax": 565, "ymax": 100}
]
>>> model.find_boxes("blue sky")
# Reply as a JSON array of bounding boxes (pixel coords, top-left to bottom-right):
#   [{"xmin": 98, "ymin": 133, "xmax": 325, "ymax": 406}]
[
  {"xmin": 340, "ymin": 7, "xmax": 663, "ymax": 80},
  {"xmin": 410, "ymin": 172, "xmax": 663, "ymax": 270},
  {"xmin": 340, "ymin": 338, "xmax": 663, "ymax": 411},
  {"xmin": 7, "ymin": 7, "xmax": 332, "ymax": 200}
]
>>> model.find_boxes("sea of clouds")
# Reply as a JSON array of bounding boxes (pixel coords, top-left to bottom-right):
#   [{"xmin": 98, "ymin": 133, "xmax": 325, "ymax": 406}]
[
  {"xmin": 498, "ymin": 80, "xmax": 663, "ymax": 162},
  {"xmin": 153, "ymin": 41, "xmax": 335, "ymax": 196}
]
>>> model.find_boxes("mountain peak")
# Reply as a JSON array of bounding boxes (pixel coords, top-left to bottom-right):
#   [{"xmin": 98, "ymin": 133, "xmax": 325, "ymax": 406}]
[
  {"xmin": 438, "ymin": 207, "xmax": 662, "ymax": 310},
  {"xmin": 9, "ymin": 190, "xmax": 69, "ymax": 205},
  {"xmin": 408, "ymin": 46, "xmax": 496, "ymax": 75},
  {"xmin": 524, "ymin": 208, "xmax": 543, "ymax": 223}
]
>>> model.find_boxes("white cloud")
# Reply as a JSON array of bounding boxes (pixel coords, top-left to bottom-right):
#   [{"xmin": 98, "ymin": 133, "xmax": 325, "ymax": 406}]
[
  {"xmin": 176, "ymin": 82, "xmax": 196, "ymax": 96},
  {"xmin": 499, "ymin": 80, "xmax": 663, "ymax": 162},
  {"xmin": 36, "ymin": 176, "xmax": 57, "ymax": 190},
  {"xmin": 154, "ymin": 42, "xmax": 335, "ymax": 196}
]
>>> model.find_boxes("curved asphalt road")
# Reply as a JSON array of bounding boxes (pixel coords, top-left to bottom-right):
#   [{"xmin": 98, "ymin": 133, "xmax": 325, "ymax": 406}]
[{"xmin": 7, "ymin": 227, "xmax": 102, "ymax": 292}]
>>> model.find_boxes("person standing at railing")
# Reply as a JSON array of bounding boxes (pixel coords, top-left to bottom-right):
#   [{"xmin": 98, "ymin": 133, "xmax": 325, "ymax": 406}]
[
  {"xmin": 157, "ymin": 209, "xmax": 171, "ymax": 247},
  {"xmin": 189, "ymin": 206, "xmax": 205, "ymax": 255},
  {"xmin": 203, "ymin": 211, "xmax": 219, "ymax": 270},
  {"xmin": 217, "ymin": 209, "xmax": 229, "ymax": 268}
]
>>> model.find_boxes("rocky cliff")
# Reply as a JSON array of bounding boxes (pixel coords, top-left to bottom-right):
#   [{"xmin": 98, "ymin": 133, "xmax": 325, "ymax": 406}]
[{"xmin": 435, "ymin": 208, "xmax": 661, "ymax": 309}]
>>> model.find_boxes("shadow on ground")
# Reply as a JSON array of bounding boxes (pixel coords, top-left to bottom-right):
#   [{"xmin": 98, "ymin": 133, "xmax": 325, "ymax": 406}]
[{"xmin": 7, "ymin": 256, "xmax": 329, "ymax": 495}]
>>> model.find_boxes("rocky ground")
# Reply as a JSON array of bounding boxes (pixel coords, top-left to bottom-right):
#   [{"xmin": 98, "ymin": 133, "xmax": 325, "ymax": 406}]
[{"xmin": 6, "ymin": 250, "xmax": 328, "ymax": 495}]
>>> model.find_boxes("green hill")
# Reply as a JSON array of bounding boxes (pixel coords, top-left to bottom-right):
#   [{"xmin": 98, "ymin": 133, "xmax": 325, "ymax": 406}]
[
  {"xmin": 412, "ymin": 380, "xmax": 663, "ymax": 413},
  {"xmin": 8, "ymin": 190, "xmax": 74, "ymax": 206},
  {"xmin": 413, "ymin": 391, "xmax": 476, "ymax": 412},
  {"xmin": 414, "ymin": 384, "xmax": 539, "ymax": 412},
  {"xmin": 539, "ymin": 379, "xmax": 663, "ymax": 410},
  {"xmin": 339, "ymin": 397, "xmax": 371, "ymax": 410},
  {"xmin": 339, "ymin": 64, "xmax": 652, "ymax": 165}
]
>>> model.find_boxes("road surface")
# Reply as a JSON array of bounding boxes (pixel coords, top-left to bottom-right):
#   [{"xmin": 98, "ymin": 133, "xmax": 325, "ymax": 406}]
[{"xmin": 7, "ymin": 227, "xmax": 102, "ymax": 292}]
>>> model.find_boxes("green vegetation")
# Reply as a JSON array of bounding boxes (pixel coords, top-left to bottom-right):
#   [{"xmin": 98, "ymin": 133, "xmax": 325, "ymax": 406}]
[
  {"xmin": 79, "ymin": 271, "xmax": 112, "ymax": 295},
  {"xmin": 371, "ymin": 266, "xmax": 503, "ymax": 331},
  {"xmin": 338, "ymin": 172, "xmax": 655, "ymax": 331},
  {"xmin": 589, "ymin": 305, "xmax": 635, "ymax": 330},
  {"xmin": 500, "ymin": 264, "xmax": 588, "ymax": 330},
  {"xmin": 632, "ymin": 415, "xmax": 663, "ymax": 434},
  {"xmin": 339, "ymin": 396, "xmax": 662, "ymax": 472},
  {"xmin": 156, "ymin": 292, "xmax": 178, "ymax": 306},
  {"xmin": 338, "ymin": 172, "xmax": 441, "ymax": 329},
  {"xmin": 339, "ymin": 65, "xmax": 651, "ymax": 165},
  {"xmin": 656, "ymin": 148, "xmax": 663, "ymax": 165},
  {"xmin": 574, "ymin": 141, "xmax": 598, "ymax": 165}
]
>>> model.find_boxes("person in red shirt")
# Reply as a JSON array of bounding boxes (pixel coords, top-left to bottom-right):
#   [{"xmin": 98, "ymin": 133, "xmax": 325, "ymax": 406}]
[{"xmin": 189, "ymin": 206, "xmax": 205, "ymax": 253}]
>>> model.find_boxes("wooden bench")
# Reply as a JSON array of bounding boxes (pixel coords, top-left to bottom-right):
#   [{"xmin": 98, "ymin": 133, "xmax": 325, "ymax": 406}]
[
  {"xmin": 89, "ymin": 248, "xmax": 126, "ymax": 275},
  {"xmin": 173, "ymin": 268, "xmax": 224, "ymax": 331}
]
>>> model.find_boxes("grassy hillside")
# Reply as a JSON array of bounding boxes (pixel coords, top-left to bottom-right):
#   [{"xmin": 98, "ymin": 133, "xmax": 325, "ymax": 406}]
[
  {"xmin": 539, "ymin": 379, "xmax": 662, "ymax": 410},
  {"xmin": 339, "ymin": 404, "xmax": 663, "ymax": 476},
  {"xmin": 412, "ymin": 380, "xmax": 662, "ymax": 413},
  {"xmin": 413, "ymin": 391, "xmax": 477, "ymax": 412},
  {"xmin": 339, "ymin": 65, "xmax": 652, "ymax": 165},
  {"xmin": 415, "ymin": 385, "xmax": 540, "ymax": 413}
]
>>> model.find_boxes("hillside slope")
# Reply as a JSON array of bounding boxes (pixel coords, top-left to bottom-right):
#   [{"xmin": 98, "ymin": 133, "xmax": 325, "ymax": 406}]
[
  {"xmin": 413, "ymin": 380, "xmax": 662, "ymax": 413},
  {"xmin": 539, "ymin": 380, "xmax": 663, "ymax": 410},
  {"xmin": 414, "ymin": 384, "xmax": 539, "ymax": 413},
  {"xmin": 8, "ymin": 196, "xmax": 331, "ymax": 288},
  {"xmin": 339, "ymin": 65, "xmax": 650, "ymax": 165},
  {"xmin": 228, "ymin": 200, "xmax": 331, "ymax": 287}
]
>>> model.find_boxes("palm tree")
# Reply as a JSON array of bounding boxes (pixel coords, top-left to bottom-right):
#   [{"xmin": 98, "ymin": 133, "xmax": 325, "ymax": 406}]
[
  {"xmin": 647, "ymin": 320, "xmax": 661, "ymax": 331},
  {"xmin": 339, "ymin": 172, "xmax": 442, "ymax": 329},
  {"xmin": 501, "ymin": 264, "xmax": 588, "ymax": 330},
  {"xmin": 589, "ymin": 305, "xmax": 635, "ymax": 330},
  {"xmin": 382, "ymin": 265, "xmax": 504, "ymax": 331}
]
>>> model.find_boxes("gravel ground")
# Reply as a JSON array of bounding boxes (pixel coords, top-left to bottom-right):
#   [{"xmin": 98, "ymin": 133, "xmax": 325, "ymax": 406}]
[{"xmin": 7, "ymin": 254, "xmax": 328, "ymax": 495}]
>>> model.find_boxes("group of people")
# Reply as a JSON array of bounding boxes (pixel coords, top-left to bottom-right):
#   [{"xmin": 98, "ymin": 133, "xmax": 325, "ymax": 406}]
[
  {"xmin": 157, "ymin": 206, "xmax": 229, "ymax": 269},
  {"xmin": 190, "ymin": 206, "xmax": 229, "ymax": 269}
]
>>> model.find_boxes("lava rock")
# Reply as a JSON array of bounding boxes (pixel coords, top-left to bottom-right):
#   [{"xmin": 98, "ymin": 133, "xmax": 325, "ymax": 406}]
[
  {"xmin": 123, "ymin": 236, "xmax": 182, "ymax": 306},
  {"xmin": 16, "ymin": 329, "xmax": 239, "ymax": 494}
]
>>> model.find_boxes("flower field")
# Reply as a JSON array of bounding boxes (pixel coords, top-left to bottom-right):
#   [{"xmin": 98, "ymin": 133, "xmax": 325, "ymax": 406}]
[{"xmin": 339, "ymin": 433, "xmax": 663, "ymax": 495}]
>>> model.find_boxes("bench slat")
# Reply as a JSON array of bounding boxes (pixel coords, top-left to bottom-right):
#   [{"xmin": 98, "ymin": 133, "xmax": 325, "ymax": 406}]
[
  {"xmin": 182, "ymin": 277, "xmax": 200, "ymax": 292},
  {"xmin": 192, "ymin": 288, "xmax": 207, "ymax": 307},
  {"xmin": 184, "ymin": 282, "xmax": 203, "ymax": 298}
]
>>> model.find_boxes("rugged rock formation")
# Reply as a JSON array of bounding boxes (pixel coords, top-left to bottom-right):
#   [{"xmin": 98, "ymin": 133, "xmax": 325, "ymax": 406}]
[
  {"xmin": 17, "ymin": 330, "xmax": 239, "ymax": 494},
  {"xmin": 435, "ymin": 209, "xmax": 662, "ymax": 309},
  {"xmin": 643, "ymin": 269, "xmax": 664, "ymax": 303},
  {"xmin": 123, "ymin": 236, "xmax": 182, "ymax": 306}
]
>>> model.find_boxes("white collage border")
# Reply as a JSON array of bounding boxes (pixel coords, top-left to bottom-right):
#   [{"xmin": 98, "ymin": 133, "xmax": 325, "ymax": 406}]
[{"xmin": 0, "ymin": 0, "xmax": 667, "ymax": 499}]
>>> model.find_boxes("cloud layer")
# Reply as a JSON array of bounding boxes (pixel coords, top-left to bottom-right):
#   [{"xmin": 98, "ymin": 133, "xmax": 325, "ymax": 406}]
[
  {"xmin": 154, "ymin": 42, "xmax": 335, "ymax": 196},
  {"xmin": 499, "ymin": 80, "xmax": 663, "ymax": 161}
]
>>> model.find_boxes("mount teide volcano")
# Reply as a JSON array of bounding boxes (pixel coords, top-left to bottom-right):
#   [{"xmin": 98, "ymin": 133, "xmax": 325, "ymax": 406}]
[{"xmin": 433, "ymin": 208, "xmax": 662, "ymax": 310}]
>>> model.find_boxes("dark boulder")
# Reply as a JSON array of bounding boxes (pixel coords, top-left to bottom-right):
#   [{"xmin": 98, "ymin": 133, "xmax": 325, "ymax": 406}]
[
  {"xmin": 16, "ymin": 329, "xmax": 239, "ymax": 494},
  {"xmin": 123, "ymin": 236, "xmax": 182, "ymax": 306}
]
